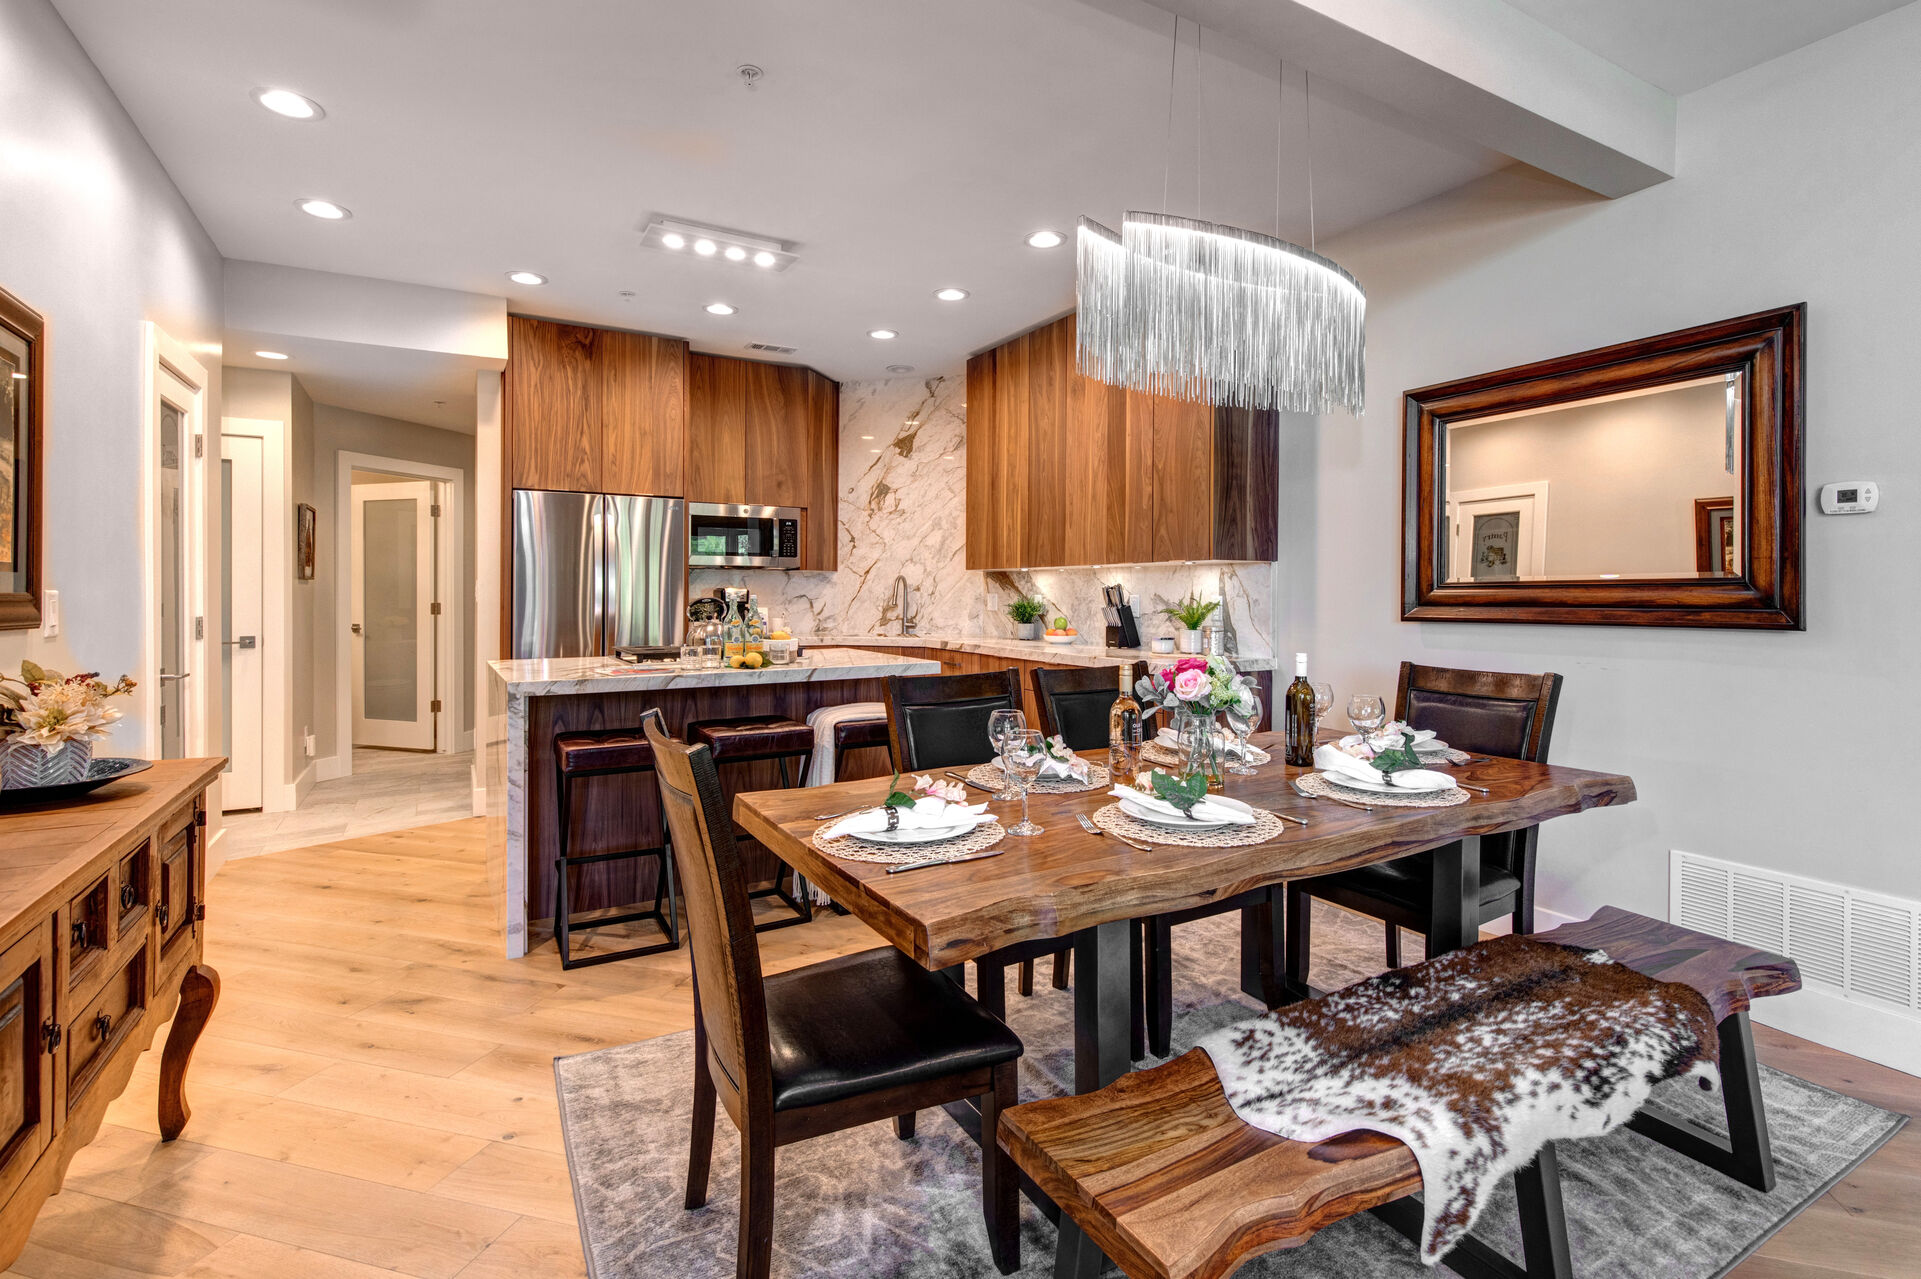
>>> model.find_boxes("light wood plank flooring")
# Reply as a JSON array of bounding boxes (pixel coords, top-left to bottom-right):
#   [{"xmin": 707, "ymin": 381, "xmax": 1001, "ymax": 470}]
[{"xmin": 11, "ymin": 819, "xmax": 1915, "ymax": 1279}]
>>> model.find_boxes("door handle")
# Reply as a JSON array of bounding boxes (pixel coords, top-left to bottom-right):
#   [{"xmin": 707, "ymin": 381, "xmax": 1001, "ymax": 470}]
[
  {"xmin": 221, "ymin": 636, "xmax": 257, "ymax": 649},
  {"xmin": 351, "ymin": 623, "xmax": 363, "ymax": 635},
  {"xmin": 157, "ymin": 671, "xmax": 191, "ymax": 683}
]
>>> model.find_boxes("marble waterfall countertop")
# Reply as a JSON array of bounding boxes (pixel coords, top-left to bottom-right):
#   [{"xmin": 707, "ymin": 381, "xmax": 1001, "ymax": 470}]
[
  {"xmin": 487, "ymin": 646, "xmax": 942, "ymax": 695},
  {"xmin": 803, "ymin": 633, "xmax": 1279, "ymax": 672}
]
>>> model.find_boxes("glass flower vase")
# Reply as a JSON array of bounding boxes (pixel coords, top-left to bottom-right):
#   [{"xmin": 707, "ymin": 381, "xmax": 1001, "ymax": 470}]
[{"xmin": 1174, "ymin": 709, "xmax": 1226, "ymax": 792}]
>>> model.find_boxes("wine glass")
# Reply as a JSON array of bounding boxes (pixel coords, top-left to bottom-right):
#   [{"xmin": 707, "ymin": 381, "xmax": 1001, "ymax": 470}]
[
  {"xmin": 1347, "ymin": 694, "xmax": 1387, "ymax": 749},
  {"xmin": 1311, "ymin": 682, "xmax": 1333, "ymax": 737},
  {"xmin": 987, "ymin": 709, "xmax": 1026, "ymax": 801},
  {"xmin": 1225, "ymin": 695, "xmax": 1263, "ymax": 775},
  {"xmin": 1004, "ymin": 730, "xmax": 1047, "ymax": 836}
]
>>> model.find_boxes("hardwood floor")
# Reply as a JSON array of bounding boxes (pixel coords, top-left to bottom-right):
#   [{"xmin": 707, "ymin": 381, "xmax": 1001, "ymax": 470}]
[{"xmin": 11, "ymin": 818, "xmax": 1915, "ymax": 1279}]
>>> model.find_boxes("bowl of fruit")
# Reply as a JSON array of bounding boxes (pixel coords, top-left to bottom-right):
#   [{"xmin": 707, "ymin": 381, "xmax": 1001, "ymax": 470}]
[{"xmin": 1043, "ymin": 616, "xmax": 1079, "ymax": 645}]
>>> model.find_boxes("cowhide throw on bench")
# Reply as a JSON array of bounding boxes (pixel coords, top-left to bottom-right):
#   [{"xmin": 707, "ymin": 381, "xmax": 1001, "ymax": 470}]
[{"xmin": 1195, "ymin": 934, "xmax": 1720, "ymax": 1263}]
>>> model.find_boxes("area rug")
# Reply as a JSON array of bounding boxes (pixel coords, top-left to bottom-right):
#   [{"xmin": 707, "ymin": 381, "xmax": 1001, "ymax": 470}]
[{"xmin": 556, "ymin": 912, "xmax": 1906, "ymax": 1279}]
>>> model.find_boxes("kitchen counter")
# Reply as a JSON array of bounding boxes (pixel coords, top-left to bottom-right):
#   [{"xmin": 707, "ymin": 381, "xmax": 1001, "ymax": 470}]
[
  {"xmin": 484, "ymin": 646, "xmax": 939, "ymax": 957},
  {"xmin": 803, "ymin": 633, "xmax": 1279, "ymax": 672}
]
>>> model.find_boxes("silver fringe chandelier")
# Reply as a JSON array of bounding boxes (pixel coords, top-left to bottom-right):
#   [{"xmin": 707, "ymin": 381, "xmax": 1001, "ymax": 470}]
[{"xmin": 1076, "ymin": 26, "xmax": 1366, "ymax": 415}]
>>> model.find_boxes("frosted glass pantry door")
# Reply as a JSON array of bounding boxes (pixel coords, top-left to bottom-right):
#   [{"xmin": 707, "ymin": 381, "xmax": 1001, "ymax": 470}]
[{"xmin": 350, "ymin": 481, "xmax": 437, "ymax": 750}]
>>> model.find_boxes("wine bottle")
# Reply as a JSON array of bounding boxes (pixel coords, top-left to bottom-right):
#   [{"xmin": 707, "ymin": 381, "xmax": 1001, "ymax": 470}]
[
  {"xmin": 1109, "ymin": 663, "xmax": 1142, "ymax": 777},
  {"xmin": 1283, "ymin": 652, "xmax": 1316, "ymax": 767}
]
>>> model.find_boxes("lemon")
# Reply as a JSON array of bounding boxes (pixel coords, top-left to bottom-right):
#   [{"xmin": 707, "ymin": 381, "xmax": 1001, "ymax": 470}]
[{"xmin": 744, "ymin": 652, "xmax": 765, "ymax": 669}]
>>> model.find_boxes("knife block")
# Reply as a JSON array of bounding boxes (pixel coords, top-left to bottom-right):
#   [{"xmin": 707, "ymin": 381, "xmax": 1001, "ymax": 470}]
[{"xmin": 1105, "ymin": 605, "xmax": 1142, "ymax": 649}]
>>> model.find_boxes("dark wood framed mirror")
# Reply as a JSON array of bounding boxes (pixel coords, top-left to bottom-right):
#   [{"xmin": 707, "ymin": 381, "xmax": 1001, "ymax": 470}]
[
  {"xmin": 0, "ymin": 287, "xmax": 43, "ymax": 631},
  {"xmin": 1402, "ymin": 305, "xmax": 1804, "ymax": 630}
]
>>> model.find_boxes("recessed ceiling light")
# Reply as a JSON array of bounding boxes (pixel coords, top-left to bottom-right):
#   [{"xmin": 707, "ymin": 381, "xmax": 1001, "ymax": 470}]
[
  {"xmin": 886, "ymin": 364, "xmax": 915, "ymax": 374},
  {"xmin": 254, "ymin": 350, "xmax": 290, "ymax": 360},
  {"xmin": 506, "ymin": 270, "xmax": 547, "ymax": 286},
  {"xmin": 723, "ymin": 245, "xmax": 747, "ymax": 262},
  {"xmin": 868, "ymin": 328, "xmax": 898, "ymax": 340},
  {"xmin": 705, "ymin": 302, "xmax": 737, "ymax": 316},
  {"xmin": 253, "ymin": 88, "xmax": 323, "ymax": 120},
  {"xmin": 1025, "ymin": 229, "xmax": 1064, "ymax": 249},
  {"xmin": 297, "ymin": 198, "xmax": 350, "ymax": 220},
  {"xmin": 870, "ymin": 448, "xmax": 882, "ymax": 453},
  {"xmin": 752, "ymin": 250, "xmax": 777, "ymax": 267},
  {"xmin": 661, "ymin": 232, "xmax": 686, "ymax": 250},
  {"xmin": 934, "ymin": 288, "xmax": 969, "ymax": 302},
  {"xmin": 860, "ymin": 435, "xmax": 875, "ymax": 440},
  {"xmin": 693, "ymin": 238, "xmax": 718, "ymax": 256}
]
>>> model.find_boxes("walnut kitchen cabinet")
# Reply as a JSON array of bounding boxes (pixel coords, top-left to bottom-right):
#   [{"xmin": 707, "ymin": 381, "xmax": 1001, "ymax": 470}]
[
  {"xmin": 504, "ymin": 316, "xmax": 689, "ymax": 496},
  {"xmin": 685, "ymin": 353, "xmax": 840, "ymax": 570},
  {"xmin": 964, "ymin": 312, "xmax": 1277, "ymax": 569}
]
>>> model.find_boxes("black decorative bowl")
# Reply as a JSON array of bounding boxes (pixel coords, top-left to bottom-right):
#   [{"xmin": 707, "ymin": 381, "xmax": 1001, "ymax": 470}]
[{"xmin": 0, "ymin": 757, "xmax": 154, "ymax": 806}]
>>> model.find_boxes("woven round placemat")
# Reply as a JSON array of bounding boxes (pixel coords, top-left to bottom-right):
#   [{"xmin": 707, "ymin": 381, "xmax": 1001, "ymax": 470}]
[
  {"xmin": 810, "ymin": 818, "xmax": 1006, "ymax": 866},
  {"xmin": 1138, "ymin": 740, "xmax": 1273, "ymax": 772},
  {"xmin": 1300, "ymin": 772, "xmax": 1470, "ymax": 808},
  {"xmin": 1090, "ymin": 802, "xmax": 1289, "ymax": 848},
  {"xmin": 965, "ymin": 760, "xmax": 1110, "ymax": 794}
]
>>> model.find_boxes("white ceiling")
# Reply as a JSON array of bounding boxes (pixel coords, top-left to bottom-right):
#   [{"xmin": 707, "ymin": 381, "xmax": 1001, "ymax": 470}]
[
  {"xmin": 1501, "ymin": 0, "xmax": 1913, "ymax": 95},
  {"xmin": 53, "ymin": 0, "xmax": 1505, "ymax": 389}
]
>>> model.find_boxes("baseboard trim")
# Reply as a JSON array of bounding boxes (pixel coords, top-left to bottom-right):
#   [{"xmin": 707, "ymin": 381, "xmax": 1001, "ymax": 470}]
[
  {"xmin": 264, "ymin": 762, "xmax": 316, "ymax": 814},
  {"xmin": 471, "ymin": 785, "xmax": 488, "ymax": 818},
  {"xmin": 1752, "ymin": 983, "xmax": 1921, "ymax": 1079},
  {"xmin": 1481, "ymin": 904, "xmax": 1581, "ymax": 937},
  {"xmin": 315, "ymin": 753, "xmax": 347, "ymax": 782}
]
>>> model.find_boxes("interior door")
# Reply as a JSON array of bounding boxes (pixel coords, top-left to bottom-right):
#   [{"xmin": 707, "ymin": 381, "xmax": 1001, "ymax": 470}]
[
  {"xmin": 219, "ymin": 435, "xmax": 265, "ymax": 810},
  {"xmin": 1449, "ymin": 487, "xmax": 1547, "ymax": 581},
  {"xmin": 350, "ymin": 481, "xmax": 437, "ymax": 750},
  {"xmin": 154, "ymin": 385, "xmax": 194, "ymax": 758}
]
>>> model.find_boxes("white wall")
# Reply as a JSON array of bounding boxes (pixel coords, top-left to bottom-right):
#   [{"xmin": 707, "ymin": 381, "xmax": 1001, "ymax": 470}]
[
  {"xmin": 311, "ymin": 403, "xmax": 476, "ymax": 764},
  {"xmin": 0, "ymin": 0, "xmax": 223, "ymax": 756},
  {"xmin": 1287, "ymin": 6, "xmax": 1921, "ymax": 924}
]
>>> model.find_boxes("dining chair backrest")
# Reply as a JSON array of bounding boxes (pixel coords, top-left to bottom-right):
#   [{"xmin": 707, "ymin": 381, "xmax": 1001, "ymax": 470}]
[
  {"xmin": 1393, "ymin": 662, "xmax": 1562, "ymax": 764},
  {"xmin": 1031, "ymin": 665, "xmax": 1122, "ymax": 753},
  {"xmin": 884, "ymin": 667, "xmax": 1024, "ymax": 771},
  {"xmin": 642, "ymin": 709, "xmax": 770, "ymax": 1109}
]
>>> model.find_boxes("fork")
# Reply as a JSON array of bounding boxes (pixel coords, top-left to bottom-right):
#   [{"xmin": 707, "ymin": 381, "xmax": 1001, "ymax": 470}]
[
  {"xmin": 1077, "ymin": 811, "xmax": 1154, "ymax": 852},
  {"xmin": 1291, "ymin": 776, "xmax": 1373, "ymax": 812}
]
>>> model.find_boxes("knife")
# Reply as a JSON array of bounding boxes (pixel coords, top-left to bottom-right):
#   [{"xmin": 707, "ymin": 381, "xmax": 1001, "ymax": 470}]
[
  {"xmin": 886, "ymin": 849, "xmax": 1007, "ymax": 874},
  {"xmin": 944, "ymin": 769, "xmax": 1000, "ymax": 794}
]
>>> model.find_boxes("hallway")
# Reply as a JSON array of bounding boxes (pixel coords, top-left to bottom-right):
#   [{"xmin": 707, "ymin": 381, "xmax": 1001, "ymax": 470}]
[{"xmin": 220, "ymin": 748, "xmax": 476, "ymax": 861}]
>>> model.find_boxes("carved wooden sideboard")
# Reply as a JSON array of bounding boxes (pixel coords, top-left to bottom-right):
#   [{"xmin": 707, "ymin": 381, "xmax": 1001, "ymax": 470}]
[{"xmin": 0, "ymin": 757, "xmax": 223, "ymax": 1268}]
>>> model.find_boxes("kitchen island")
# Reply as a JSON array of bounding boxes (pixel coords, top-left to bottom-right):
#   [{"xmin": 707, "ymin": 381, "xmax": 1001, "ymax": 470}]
[{"xmin": 484, "ymin": 647, "xmax": 938, "ymax": 957}]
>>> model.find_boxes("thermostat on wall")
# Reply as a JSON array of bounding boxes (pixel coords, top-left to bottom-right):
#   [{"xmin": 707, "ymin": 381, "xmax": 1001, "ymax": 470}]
[{"xmin": 1819, "ymin": 481, "xmax": 1878, "ymax": 515}]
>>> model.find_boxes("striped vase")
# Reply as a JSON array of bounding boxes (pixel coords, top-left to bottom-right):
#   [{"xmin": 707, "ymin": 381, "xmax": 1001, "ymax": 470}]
[{"xmin": 0, "ymin": 738, "xmax": 93, "ymax": 789}]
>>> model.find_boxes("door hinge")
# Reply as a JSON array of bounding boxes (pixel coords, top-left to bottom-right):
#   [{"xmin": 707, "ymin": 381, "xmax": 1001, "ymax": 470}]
[
  {"xmin": 42, "ymin": 1021, "xmax": 61, "ymax": 1053},
  {"xmin": 430, "ymin": 699, "xmax": 443, "ymax": 713},
  {"xmin": 195, "ymin": 903, "xmax": 206, "ymax": 922},
  {"xmin": 430, "ymin": 601, "xmax": 442, "ymax": 615},
  {"xmin": 193, "ymin": 434, "xmax": 204, "ymax": 458},
  {"xmin": 430, "ymin": 503, "xmax": 441, "ymax": 517},
  {"xmin": 194, "ymin": 616, "xmax": 205, "ymax": 641}
]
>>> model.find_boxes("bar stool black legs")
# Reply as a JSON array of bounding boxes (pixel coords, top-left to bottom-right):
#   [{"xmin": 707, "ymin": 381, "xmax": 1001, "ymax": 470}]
[{"xmin": 553, "ymin": 731, "xmax": 681, "ymax": 969}]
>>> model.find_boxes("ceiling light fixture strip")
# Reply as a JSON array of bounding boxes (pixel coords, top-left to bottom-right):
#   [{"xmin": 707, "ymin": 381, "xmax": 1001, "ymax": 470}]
[{"xmin": 1077, "ymin": 213, "xmax": 1366, "ymax": 414}]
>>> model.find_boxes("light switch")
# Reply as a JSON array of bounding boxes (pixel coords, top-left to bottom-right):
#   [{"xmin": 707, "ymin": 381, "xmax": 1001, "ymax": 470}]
[{"xmin": 41, "ymin": 588, "xmax": 58, "ymax": 639}]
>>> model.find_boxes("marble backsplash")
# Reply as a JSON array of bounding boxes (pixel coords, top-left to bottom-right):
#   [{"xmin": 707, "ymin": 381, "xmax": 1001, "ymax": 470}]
[{"xmin": 691, "ymin": 375, "xmax": 1275, "ymax": 657}]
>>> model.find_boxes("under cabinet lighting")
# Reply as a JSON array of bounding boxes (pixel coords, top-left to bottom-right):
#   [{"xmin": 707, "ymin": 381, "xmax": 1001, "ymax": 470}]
[
  {"xmin": 1025, "ymin": 229, "xmax": 1064, "ymax": 249},
  {"xmin": 507, "ymin": 270, "xmax": 547, "ymax": 286},
  {"xmin": 254, "ymin": 350, "xmax": 289, "ymax": 360},
  {"xmin": 254, "ymin": 88, "xmax": 323, "ymax": 120},
  {"xmin": 297, "ymin": 198, "xmax": 350, "ymax": 220}
]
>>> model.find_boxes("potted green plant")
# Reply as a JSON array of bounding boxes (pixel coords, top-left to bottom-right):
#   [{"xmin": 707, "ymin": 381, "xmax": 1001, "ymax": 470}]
[
  {"xmin": 1160, "ymin": 594, "xmax": 1221, "ymax": 653},
  {"xmin": 0, "ymin": 661, "xmax": 136, "ymax": 788},
  {"xmin": 1007, "ymin": 595, "xmax": 1048, "ymax": 641}
]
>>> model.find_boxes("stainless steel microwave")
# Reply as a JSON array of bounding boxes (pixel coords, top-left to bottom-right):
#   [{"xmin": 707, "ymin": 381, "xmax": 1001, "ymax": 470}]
[{"xmin": 686, "ymin": 502, "xmax": 803, "ymax": 569}]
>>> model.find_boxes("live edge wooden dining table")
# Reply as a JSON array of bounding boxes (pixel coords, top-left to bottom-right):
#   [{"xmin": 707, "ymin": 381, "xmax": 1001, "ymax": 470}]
[{"xmin": 732, "ymin": 734, "xmax": 1635, "ymax": 1277}]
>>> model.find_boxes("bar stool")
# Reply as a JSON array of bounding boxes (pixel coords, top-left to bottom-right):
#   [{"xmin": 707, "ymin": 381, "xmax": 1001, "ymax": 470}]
[
  {"xmin": 683, "ymin": 715, "xmax": 817, "ymax": 931},
  {"xmin": 832, "ymin": 716, "xmax": 892, "ymax": 778},
  {"xmin": 553, "ymin": 729, "xmax": 680, "ymax": 969}
]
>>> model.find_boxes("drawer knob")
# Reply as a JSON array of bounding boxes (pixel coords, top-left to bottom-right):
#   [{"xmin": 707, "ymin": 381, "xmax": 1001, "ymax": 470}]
[
  {"xmin": 94, "ymin": 1012, "xmax": 113, "ymax": 1040},
  {"xmin": 121, "ymin": 882, "xmax": 138, "ymax": 912}
]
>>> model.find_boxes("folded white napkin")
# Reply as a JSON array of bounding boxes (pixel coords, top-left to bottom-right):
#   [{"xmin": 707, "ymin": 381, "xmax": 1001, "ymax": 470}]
[
  {"xmin": 1313, "ymin": 743, "xmax": 1455, "ymax": 791},
  {"xmin": 1341, "ymin": 723, "xmax": 1443, "ymax": 752},
  {"xmin": 821, "ymin": 797, "xmax": 991, "ymax": 840},
  {"xmin": 1109, "ymin": 784, "xmax": 1258, "ymax": 825},
  {"xmin": 1154, "ymin": 726, "xmax": 1263, "ymax": 760}
]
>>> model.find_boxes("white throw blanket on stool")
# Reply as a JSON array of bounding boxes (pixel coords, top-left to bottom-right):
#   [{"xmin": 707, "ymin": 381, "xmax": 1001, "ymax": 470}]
[{"xmin": 803, "ymin": 702, "xmax": 887, "ymax": 787}]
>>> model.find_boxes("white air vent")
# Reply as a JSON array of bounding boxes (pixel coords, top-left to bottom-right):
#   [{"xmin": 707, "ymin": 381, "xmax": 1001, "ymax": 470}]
[
  {"xmin": 745, "ymin": 342, "xmax": 797, "ymax": 355},
  {"xmin": 1672, "ymin": 851, "xmax": 1921, "ymax": 1019}
]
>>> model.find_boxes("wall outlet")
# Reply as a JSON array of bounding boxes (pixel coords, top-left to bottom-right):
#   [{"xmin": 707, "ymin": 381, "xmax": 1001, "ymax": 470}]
[
  {"xmin": 987, "ymin": 589, "xmax": 1002, "ymax": 615},
  {"xmin": 41, "ymin": 589, "xmax": 58, "ymax": 640},
  {"xmin": 303, "ymin": 730, "xmax": 316, "ymax": 758}
]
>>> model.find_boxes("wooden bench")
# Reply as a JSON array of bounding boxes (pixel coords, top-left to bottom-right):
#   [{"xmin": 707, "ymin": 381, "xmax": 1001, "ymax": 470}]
[{"xmin": 996, "ymin": 907, "xmax": 1800, "ymax": 1279}]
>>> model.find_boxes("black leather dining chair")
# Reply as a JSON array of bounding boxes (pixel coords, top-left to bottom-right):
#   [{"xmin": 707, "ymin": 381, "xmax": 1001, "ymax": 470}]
[
  {"xmin": 643, "ymin": 710, "xmax": 1022, "ymax": 1278},
  {"xmin": 1285, "ymin": 662, "xmax": 1563, "ymax": 987}
]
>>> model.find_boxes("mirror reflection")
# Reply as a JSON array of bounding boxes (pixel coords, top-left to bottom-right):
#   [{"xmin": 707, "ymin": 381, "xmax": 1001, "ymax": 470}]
[{"xmin": 1443, "ymin": 373, "xmax": 1743, "ymax": 582}]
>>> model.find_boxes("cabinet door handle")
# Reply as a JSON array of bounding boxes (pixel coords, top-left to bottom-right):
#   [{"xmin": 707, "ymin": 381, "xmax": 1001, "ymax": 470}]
[
  {"xmin": 120, "ymin": 882, "xmax": 138, "ymax": 912},
  {"xmin": 42, "ymin": 1021, "xmax": 61, "ymax": 1052},
  {"xmin": 70, "ymin": 919, "xmax": 88, "ymax": 950},
  {"xmin": 94, "ymin": 1012, "xmax": 113, "ymax": 1040},
  {"xmin": 157, "ymin": 903, "xmax": 171, "ymax": 931}
]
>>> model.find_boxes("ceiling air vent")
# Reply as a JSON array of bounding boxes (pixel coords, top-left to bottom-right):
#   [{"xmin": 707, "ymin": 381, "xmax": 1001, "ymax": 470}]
[{"xmin": 745, "ymin": 342, "xmax": 798, "ymax": 355}]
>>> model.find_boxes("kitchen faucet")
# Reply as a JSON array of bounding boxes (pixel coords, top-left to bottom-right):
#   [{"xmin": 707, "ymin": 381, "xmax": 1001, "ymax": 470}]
[{"xmin": 892, "ymin": 575, "xmax": 919, "ymax": 636}]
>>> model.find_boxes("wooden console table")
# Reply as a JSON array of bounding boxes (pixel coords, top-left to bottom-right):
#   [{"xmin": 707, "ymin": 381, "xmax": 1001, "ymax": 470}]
[{"xmin": 0, "ymin": 757, "xmax": 223, "ymax": 1268}]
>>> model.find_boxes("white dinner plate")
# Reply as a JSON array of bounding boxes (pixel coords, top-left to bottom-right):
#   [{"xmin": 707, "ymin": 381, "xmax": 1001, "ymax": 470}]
[
  {"xmin": 1319, "ymin": 768, "xmax": 1456, "ymax": 795},
  {"xmin": 1119, "ymin": 794, "xmax": 1254, "ymax": 831},
  {"xmin": 849, "ymin": 821, "xmax": 978, "ymax": 846}
]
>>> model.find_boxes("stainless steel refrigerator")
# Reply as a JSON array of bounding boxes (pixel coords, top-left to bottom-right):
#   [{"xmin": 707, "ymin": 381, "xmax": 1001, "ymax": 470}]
[{"xmin": 512, "ymin": 490, "xmax": 687, "ymax": 660}]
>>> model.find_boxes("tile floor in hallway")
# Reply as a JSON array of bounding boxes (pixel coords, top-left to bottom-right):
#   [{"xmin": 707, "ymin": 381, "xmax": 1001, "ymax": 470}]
[{"xmin": 217, "ymin": 747, "xmax": 476, "ymax": 861}]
